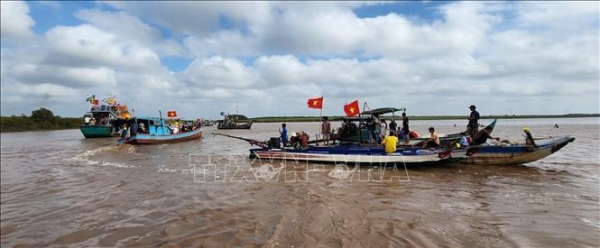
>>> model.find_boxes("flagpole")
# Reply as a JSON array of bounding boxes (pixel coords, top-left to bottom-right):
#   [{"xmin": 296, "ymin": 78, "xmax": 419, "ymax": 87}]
[{"xmin": 319, "ymin": 96, "xmax": 323, "ymax": 143}]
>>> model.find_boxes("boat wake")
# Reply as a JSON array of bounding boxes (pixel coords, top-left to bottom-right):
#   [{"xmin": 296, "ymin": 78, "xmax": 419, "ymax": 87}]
[{"xmin": 327, "ymin": 164, "xmax": 359, "ymax": 180}]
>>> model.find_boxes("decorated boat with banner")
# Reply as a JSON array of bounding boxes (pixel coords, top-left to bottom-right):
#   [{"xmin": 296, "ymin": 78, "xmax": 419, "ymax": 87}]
[
  {"xmin": 80, "ymin": 95, "xmax": 132, "ymax": 138},
  {"xmin": 118, "ymin": 111, "xmax": 202, "ymax": 145},
  {"xmin": 461, "ymin": 128, "xmax": 575, "ymax": 165}
]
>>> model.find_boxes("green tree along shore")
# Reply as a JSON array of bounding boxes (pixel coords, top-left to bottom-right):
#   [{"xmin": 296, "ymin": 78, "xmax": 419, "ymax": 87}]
[
  {"xmin": 1, "ymin": 108, "xmax": 598, "ymax": 133},
  {"xmin": 1, "ymin": 108, "xmax": 81, "ymax": 132}
]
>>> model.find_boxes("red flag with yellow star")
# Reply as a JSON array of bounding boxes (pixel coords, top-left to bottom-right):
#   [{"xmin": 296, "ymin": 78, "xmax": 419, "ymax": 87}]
[
  {"xmin": 343, "ymin": 100, "xmax": 359, "ymax": 117},
  {"xmin": 167, "ymin": 110, "xmax": 177, "ymax": 118},
  {"xmin": 307, "ymin": 96, "xmax": 323, "ymax": 109}
]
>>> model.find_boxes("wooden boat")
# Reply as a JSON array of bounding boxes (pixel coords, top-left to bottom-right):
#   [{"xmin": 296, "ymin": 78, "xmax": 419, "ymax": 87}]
[
  {"xmin": 80, "ymin": 104, "xmax": 132, "ymax": 138},
  {"xmin": 216, "ymin": 113, "xmax": 253, "ymax": 130},
  {"xmin": 461, "ymin": 129, "xmax": 575, "ymax": 165},
  {"xmin": 118, "ymin": 116, "xmax": 202, "ymax": 145},
  {"xmin": 213, "ymin": 132, "xmax": 472, "ymax": 166},
  {"xmin": 248, "ymin": 145, "xmax": 470, "ymax": 166}
]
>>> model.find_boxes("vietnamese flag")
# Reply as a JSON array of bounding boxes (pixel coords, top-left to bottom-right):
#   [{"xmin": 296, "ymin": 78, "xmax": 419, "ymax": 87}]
[
  {"xmin": 307, "ymin": 96, "xmax": 323, "ymax": 109},
  {"xmin": 92, "ymin": 99, "xmax": 99, "ymax": 106},
  {"xmin": 343, "ymin": 100, "xmax": 360, "ymax": 117},
  {"xmin": 167, "ymin": 110, "xmax": 177, "ymax": 118}
]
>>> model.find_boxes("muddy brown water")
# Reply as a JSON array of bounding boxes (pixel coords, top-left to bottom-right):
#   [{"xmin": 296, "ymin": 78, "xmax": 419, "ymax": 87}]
[{"xmin": 1, "ymin": 118, "xmax": 599, "ymax": 247}]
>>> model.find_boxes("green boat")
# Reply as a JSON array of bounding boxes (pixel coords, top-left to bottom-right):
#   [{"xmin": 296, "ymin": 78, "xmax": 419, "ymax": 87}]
[
  {"xmin": 80, "ymin": 104, "xmax": 132, "ymax": 138},
  {"xmin": 80, "ymin": 125, "xmax": 115, "ymax": 138}
]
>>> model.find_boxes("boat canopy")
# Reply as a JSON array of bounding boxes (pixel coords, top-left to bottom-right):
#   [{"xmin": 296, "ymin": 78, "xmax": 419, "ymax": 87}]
[{"xmin": 361, "ymin": 107, "xmax": 406, "ymax": 116}]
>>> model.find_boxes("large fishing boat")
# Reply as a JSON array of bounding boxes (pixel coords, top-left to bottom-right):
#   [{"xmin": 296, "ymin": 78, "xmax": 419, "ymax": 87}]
[
  {"xmin": 80, "ymin": 96, "xmax": 132, "ymax": 138},
  {"xmin": 118, "ymin": 114, "xmax": 202, "ymax": 145}
]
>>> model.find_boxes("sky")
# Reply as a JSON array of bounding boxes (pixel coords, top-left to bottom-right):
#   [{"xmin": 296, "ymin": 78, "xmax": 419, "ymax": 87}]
[{"xmin": 1, "ymin": 1, "xmax": 599, "ymax": 119}]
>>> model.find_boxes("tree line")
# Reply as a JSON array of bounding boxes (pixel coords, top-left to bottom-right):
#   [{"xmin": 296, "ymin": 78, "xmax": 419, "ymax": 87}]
[{"xmin": 0, "ymin": 108, "xmax": 82, "ymax": 132}]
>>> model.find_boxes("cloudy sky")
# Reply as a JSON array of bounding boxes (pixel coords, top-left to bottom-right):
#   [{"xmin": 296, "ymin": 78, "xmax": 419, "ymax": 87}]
[{"xmin": 1, "ymin": 1, "xmax": 598, "ymax": 119}]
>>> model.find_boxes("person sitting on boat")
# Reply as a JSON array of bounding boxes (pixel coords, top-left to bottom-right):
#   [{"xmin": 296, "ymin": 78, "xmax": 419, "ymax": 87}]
[
  {"xmin": 470, "ymin": 126, "xmax": 501, "ymax": 146},
  {"xmin": 84, "ymin": 115, "xmax": 91, "ymax": 125},
  {"xmin": 139, "ymin": 122, "xmax": 147, "ymax": 133},
  {"xmin": 289, "ymin": 132, "xmax": 300, "ymax": 148},
  {"xmin": 280, "ymin": 123, "xmax": 288, "ymax": 146},
  {"xmin": 299, "ymin": 131, "xmax": 309, "ymax": 149},
  {"xmin": 460, "ymin": 132, "xmax": 470, "ymax": 147},
  {"xmin": 422, "ymin": 127, "xmax": 440, "ymax": 148},
  {"xmin": 89, "ymin": 117, "xmax": 97, "ymax": 126},
  {"xmin": 381, "ymin": 131, "xmax": 398, "ymax": 154}
]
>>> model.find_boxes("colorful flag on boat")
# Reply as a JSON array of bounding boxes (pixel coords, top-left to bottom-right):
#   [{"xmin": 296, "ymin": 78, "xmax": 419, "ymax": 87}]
[
  {"xmin": 86, "ymin": 95, "xmax": 95, "ymax": 103},
  {"xmin": 307, "ymin": 96, "xmax": 323, "ymax": 109},
  {"xmin": 104, "ymin": 96, "xmax": 117, "ymax": 106},
  {"xmin": 167, "ymin": 110, "xmax": 177, "ymax": 118},
  {"xmin": 343, "ymin": 100, "xmax": 360, "ymax": 117},
  {"xmin": 92, "ymin": 99, "xmax": 99, "ymax": 106}
]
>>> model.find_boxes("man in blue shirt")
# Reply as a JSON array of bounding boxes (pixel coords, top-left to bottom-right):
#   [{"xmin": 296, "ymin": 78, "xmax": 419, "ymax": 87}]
[{"xmin": 280, "ymin": 123, "xmax": 288, "ymax": 147}]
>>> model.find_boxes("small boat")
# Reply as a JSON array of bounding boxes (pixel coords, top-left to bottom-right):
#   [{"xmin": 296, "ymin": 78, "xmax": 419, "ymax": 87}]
[
  {"xmin": 118, "ymin": 116, "xmax": 202, "ymax": 145},
  {"xmin": 248, "ymin": 145, "xmax": 469, "ymax": 166},
  {"xmin": 461, "ymin": 129, "xmax": 575, "ymax": 165},
  {"xmin": 216, "ymin": 113, "xmax": 253, "ymax": 130},
  {"xmin": 80, "ymin": 104, "xmax": 132, "ymax": 138}
]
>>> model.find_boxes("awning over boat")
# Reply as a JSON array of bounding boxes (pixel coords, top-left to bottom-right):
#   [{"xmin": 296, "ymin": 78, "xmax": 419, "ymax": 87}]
[{"xmin": 361, "ymin": 107, "xmax": 406, "ymax": 116}]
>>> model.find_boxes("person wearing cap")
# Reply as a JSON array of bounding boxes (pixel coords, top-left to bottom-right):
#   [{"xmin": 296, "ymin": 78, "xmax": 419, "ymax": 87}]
[
  {"xmin": 321, "ymin": 116, "xmax": 332, "ymax": 146},
  {"xmin": 467, "ymin": 105, "xmax": 480, "ymax": 136},
  {"xmin": 422, "ymin": 127, "xmax": 440, "ymax": 148}
]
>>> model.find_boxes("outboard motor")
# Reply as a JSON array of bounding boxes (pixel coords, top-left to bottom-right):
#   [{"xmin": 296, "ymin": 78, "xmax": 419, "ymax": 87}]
[{"xmin": 268, "ymin": 137, "xmax": 281, "ymax": 148}]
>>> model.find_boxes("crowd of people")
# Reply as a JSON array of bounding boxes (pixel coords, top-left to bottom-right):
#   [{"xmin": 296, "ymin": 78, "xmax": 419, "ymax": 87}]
[{"xmin": 275, "ymin": 104, "xmax": 509, "ymax": 151}]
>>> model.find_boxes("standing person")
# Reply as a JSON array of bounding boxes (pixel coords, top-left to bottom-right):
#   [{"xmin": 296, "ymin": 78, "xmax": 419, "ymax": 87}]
[
  {"xmin": 366, "ymin": 117, "xmax": 375, "ymax": 143},
  {"xmin": 401, "ymin": 112, "xmax": 410, "ymax": 144},
  {"xmin": 321, "ymin": 117, "xmax": 331, "ymax": 146},
  {"xmin": 373, "ymin": 115, "xmax": 382, "ymax": 144},
  {"xmin": 389, "ymin": 119, "xmax": 397, "ymax": 135},
  {"xmin": 467, "ymin": 105, "xmax": 480, "ymax": 136},
  {"xmin": 84, "ymin": 115, "xmax": 91, "ymax": 125},
  {"xmin": 280, "ymin": 123, "xmax": 288, "ymax": 147},
  {"xmin": 422, "ymin": 127, "xmax": 440, "ymax": 148},
  {"xmin": 381, "ymin": 131, "xmax": 399, "ymax": 154}
]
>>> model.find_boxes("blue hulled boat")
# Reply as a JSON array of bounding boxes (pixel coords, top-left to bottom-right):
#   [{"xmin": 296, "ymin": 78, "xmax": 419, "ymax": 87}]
[{"xmin": 118, "ymin": 116, "xmax": 202, "ymax": 145}]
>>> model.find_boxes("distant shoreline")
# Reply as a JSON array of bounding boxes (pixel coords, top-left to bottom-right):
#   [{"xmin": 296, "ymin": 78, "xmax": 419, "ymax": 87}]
[
  {"xmin": 248, "ymin": 114, "xmax": 600, "ymax": 123},
  {"xmin": 1, "ymin": 114, "xmax": 598, "ymax": 133}
]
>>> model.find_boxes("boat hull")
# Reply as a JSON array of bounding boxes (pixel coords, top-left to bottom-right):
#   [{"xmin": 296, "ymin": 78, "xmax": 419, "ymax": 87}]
[
  {"xmin": 80, "ymin": 125, "xmax": 115, "ymax": 138},
  {"xmin": 461, "ymin": 135, "xmax": 575, "ymax": 165},
  {"xmin": 250, "ymin": 146, "xmax": 467, "ymax": 166},
  {"xmin": 120, "ymin": 129, "xmax": 203, "ymax": 145},
  {"xmin": 217, "ymin": 123, "xmax": 253, "ymax": 129}
]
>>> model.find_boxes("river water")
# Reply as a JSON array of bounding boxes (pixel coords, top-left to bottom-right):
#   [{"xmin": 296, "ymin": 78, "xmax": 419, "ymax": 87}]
[{"xmin": 1, "ymin": 118, "xmax": 599, "ymax": 247}]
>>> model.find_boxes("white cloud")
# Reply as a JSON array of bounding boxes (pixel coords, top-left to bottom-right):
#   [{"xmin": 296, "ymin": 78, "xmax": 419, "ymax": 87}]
[
  {"xmin": 0, "ymin": 1, "xmax": 35, "ymax": 42},
  {"xmin": 44, "ymin": 24, "xmax": 162, "ymax": 72},
  {"xmin": 1, "ymin": 1, "xmax": 598, "ymax": 117}
]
